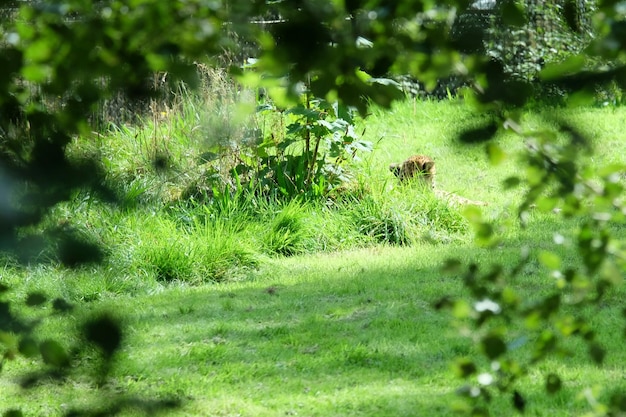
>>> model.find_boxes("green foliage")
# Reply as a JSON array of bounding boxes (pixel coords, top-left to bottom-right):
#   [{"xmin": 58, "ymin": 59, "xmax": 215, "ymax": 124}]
[
  {"xmin": 232, "ymin": 94, "xmax": 372, "ymax": 200},
  {"xmin": 175, "ymin": 69, "xmax": 372, "ymax": 202},
  {"xmin": 1, "ymin": 0, "xmax": 626, "ymax": 416}
]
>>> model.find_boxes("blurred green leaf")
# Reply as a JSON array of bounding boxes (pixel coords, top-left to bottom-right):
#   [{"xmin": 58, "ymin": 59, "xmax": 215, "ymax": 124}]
[
  {"xmin": 18, "ymin": 337, "xmax": 39, "ymax": 358},
  {"xmin": 539, "ymin": 294, "xmax": 561, "ymax": 317},
  {"xmin": 57, "ymin": 235, "xmax": 104, "ymax": 268},
  {"xmin": 598, "ymin": 163, "xmax": 626, "ymax": 177},
  {"xmin": 539, "ymin": 56, "xmax": 586, "ymax": 81},
  {"xmin": 0, "ymin": 331, "xmax": 18, "ymax": 349},
  {"xmin": 474, "ymin": 222, "xmax": 495, "ymax": 246},
  {"xmin": 546, "ymin": 373, "xmax": 562, "ymax": 394},
  {"xmin": 463, "ymin": 206, "xmax": 483, "ymax": 223},
  {"xmin": 609, "ymin": 392, "xmax": 626, "ymax": 411},
  {"xmin": 84, "ymin": 314, "xmax": 123, "ymax": 358},
  {"xmin": 589, "ymin": 343, "xmax": 606, "ymax": 365},
  {"xmin": 52, "ymin": 298, "xmax": 74, "ymax": 313},
  {"xmin": 453, "ymin": 357, "xmax": 477, "ymax": 378},
  {"xmin": 434, "ymin": 296, "xmax": 453, "ymax": 310},
  {"xmin": 534, "ymin": 330, "xmax": 557, "ymax": 359},
  {"xmin": 24, "ymin": 38, "xmax": 54, "ymax": 62},
  {"xmin": 21, "ymin": 63, "xmax": 50, "ymax": 82},
  {"xmin": 535, "ymin": 196, "xmax": 558, "ymax": 212},
  {"xmin": 502, "ymin": 287, "xmax": 521, "ymax": 307},
  {"xmin": 538, "ymin": 251, "xmax": 561, "ymax": 270},
  {"xmin": 442, "ymin": 258, "xmax": 463, "ymax": 273},
  {"xmin": 486, "ymin": 143, "xmax": 506, "ymax": 165},
  {"xmin": 501, "ymin": 2, "xmax": 527, "ymax": 27},
  {"xmin": 39, "ymin": 340, "xmax": 70, "ymax": 367},
  {"xmin": 481, "ymin": 334, "xmax": 507, "ymax": 360},
  {"xmin": 458, "ymin": 122, "xmax": 499, "ymax": 144},
  {"xmin": 502, "ymin": 176, "xmax": 521, "ymax": 189},
  {"xmin": 525, "ymin": 165, "xmax": 544, "ymax": 186},
  {"xmin": 568, "ymin": 88, "xmax": 597, "ymax": 106},
  {"xmin": 25, "ymin": 292, "xmax": 47, "ymax": 307},
  {"xmin": 453, "ymin": 300, "xmax": 473, "ymax": 319}
]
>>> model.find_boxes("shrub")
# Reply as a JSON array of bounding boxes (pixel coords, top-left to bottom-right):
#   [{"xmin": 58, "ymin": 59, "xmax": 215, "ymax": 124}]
[{"xmin": 183, "ymin": 85, "xmax": 372, "ymax": 202}]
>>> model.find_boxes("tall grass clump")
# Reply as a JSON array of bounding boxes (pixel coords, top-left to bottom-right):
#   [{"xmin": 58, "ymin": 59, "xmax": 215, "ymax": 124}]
[
  {"xmin": 109, "ymin": 211, "xmax": 258, "ymax": 285},
  {"xmin": 300, "ymin": 203, "xmax": 372, "ymax": 252},
  {"xmin": 348, "ymin": 193, "xmax": 415, "ymax": 246},
  {"xmin": 260, "ymin": 199, "xmax": 311, "ymax": 256},
  {"xmin": 140, "ymin": 235, "xmax": 195, "ymax": 282},
  {"xmin": 191, "ymin": 217, "xmax": 260, "ymax": 282},
  {"xmin": 411, "ymin": 189, "xmax": 469, "ymax": 241},
  {"xmin": 346, "ymin": 184, "xmax": 469, "ymax": 246}
]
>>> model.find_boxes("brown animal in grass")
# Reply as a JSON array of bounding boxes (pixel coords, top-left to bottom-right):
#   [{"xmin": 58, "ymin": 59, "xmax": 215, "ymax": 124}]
[
  {"xmin": 389, "ymin": 155, "xmax": 436, "ymax": 188},
  {"xmin": 390, "ymin": 155, "xmax": 487, "ymax": 206}
]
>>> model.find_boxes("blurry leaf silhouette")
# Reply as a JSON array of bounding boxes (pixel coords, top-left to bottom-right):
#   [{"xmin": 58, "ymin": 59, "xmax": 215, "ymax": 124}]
[
  {"xmin": 458, "ymin": 122, "xmax": 499, "ymax": 144},
  {"xmin": 57, "ymin": 234, "xmax": 105, "ymax": 268},
  {"xmin": 25, "ymin": 292, "xmax": 47, "ymax": 307},
  {"xmin": 84, "ymin": 314, "xmax": 123, "ymax": 359},
  {"xmin": 52, "ymin": 298, "xmax": 74, "ymax": 313},
  {"xmin": 39, "ymin": 340, "xmax": 70, "ymax": 367}
]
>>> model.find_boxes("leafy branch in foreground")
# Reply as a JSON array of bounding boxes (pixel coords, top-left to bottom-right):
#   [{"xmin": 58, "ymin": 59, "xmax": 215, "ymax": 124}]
[
  {"xmin": 0, "ymin": 1, "xmax": 224, "ymax": 414},
  {"xmin": 0, "ymin": 286, "xmax": 180, "ymax": 416},
  {"xmin": 437, "ymin": 121, "xmax": 626, "ymax": 416}
]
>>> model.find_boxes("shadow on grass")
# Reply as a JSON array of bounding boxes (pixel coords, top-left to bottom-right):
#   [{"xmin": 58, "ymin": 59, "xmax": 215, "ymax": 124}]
[
  {"xmin": 111, "ymin": 248, "xmax": 477, "ymax": 416},
  {"xmin": 106, "ymin": 211, "xmax": 624, "ymax": 416},
  {"xmin": 6, "ymin": 211, "xmax": 616, "ymax": 416}
]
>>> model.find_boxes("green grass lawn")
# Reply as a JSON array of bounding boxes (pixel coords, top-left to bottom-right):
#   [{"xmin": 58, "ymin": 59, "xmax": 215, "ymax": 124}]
[
  {"xmin": 4, "ymin": 244, "xmax": 625, "ymax": 416},
  {"xmin": 1, "ymin": 98, "xmax": 625, "ymax": 416}
]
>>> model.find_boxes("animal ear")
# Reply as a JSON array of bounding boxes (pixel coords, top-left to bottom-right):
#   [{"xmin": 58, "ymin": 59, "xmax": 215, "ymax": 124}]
[
  {"xmin": 389, "ymin": 163, "xmax": 401, "ymax": 176},
  {"xmin": 423, "ymin": 161, "xmax": 435, "ymax": 172}
]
